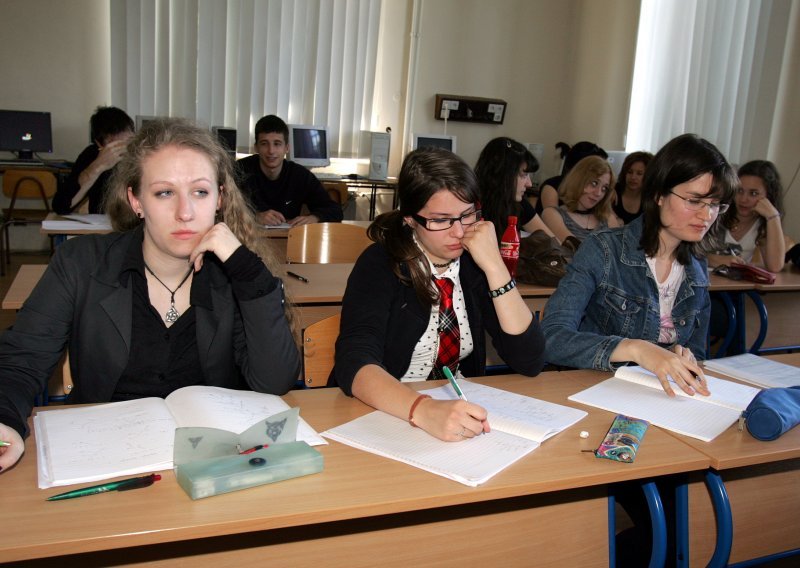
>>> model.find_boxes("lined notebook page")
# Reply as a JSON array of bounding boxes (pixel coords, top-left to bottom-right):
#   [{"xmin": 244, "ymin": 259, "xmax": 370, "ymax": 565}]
[
  {"xmin": 422, "ymin": 381, "xmax": 587, "ymax": 442},
  {"xmin": 323, "ymin": 412, "xmax": 540, "ymax": 487},
  {"xmin": 615, "ymin": 366, "xmax": 760, "ymax": 411},
  {"xmin": 569, "ymin": 378, "xmax": 743, "ymax": 442},
  {"xmin": 323, "ymin": 382, "xmax": 586, "ymax": 486},
  {"xmin": 704, "ymin": 354, "xmax": 800, "ymax": 389}
]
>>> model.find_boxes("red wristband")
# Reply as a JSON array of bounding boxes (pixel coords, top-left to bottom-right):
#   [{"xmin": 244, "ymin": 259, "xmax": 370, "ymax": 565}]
[{"xmin": 408, "ymin": 394, "xmax": 431, "ymax": 428}]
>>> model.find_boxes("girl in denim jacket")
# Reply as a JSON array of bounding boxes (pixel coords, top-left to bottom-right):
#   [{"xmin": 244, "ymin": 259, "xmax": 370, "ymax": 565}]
[{"xmin": 542, "ymin": 134, "xmax": 738, "ymax": 397}]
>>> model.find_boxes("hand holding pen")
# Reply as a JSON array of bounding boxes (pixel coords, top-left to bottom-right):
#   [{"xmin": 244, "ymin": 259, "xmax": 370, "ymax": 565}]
[
  {"xmin": 441, "ymin": 367, "xmax": 491, "ymax": 439},
  {"xmin": 0, "ymin": 425, "xmax": 23, "ymax": 473}
]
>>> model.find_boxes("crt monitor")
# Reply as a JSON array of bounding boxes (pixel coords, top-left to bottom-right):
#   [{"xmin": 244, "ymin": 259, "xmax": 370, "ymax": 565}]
[
  {"xmin": 212, "ymin": 126, "xmax": 237, "ymax": 156},
  {"xmin": 135, "ymin": 115, "xmax": 161, "ymax": 132},
  {"xmin": 288, "ymin": 124, "xmax": 330, "ymax": 168},
  {"xmin": 412, "ymin": 133, "xmax": 457, "ymax": 154},
  {"xmin": 0, "ymin": 110, "xmax": 53, "ymax": 159},
  {"xmin": 606, "ymin": 150, "xmax": 629, "ymax": 178}
]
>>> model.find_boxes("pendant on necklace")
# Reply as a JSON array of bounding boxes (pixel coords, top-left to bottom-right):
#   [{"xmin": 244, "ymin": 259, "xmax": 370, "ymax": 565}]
[{"xmin": 165, "ymin": 301, "xmax": 179, "ymax": 324}]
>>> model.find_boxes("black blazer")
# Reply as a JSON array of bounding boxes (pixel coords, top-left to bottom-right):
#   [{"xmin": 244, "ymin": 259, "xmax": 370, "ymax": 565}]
[
  {"xmin": 0, "ymin": 230, "xmax": 300, "ymax": 438},
  {"xmin": 333, "ymin": 243, "xmax": 546, "ymax": 396}
]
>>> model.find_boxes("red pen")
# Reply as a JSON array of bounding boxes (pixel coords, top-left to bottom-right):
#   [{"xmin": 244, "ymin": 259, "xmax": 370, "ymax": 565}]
[{"xmin": 239, "ymin": 444, "xmax": 269, "ymax": 455}]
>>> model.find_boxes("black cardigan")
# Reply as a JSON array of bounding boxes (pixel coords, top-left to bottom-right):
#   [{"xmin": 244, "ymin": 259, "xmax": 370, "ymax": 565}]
[{"xmin": 333, "ymin": 243, "xmax": 546, "ymax": 395}]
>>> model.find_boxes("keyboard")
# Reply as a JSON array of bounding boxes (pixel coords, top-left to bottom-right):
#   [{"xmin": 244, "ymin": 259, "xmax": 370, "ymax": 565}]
[
  {"xmin": 0, "ymin": 159, "xmax": 45, "ymax": 166},
  {"xmin": 314, "ymin": 172, "xmax": 343, "ymax": 180}
]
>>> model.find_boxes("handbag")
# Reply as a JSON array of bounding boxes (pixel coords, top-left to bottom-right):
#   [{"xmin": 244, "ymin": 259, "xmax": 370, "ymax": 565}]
[
  {"xmin": 742, "ymin": 386, "xmax": 800, "ymax": 441},
  {"xmin": 713, "ymin": 263, "xmax": 776, "ymax": 285},
  {"xmin": 516, "ymin": 230, "xmax": 573, "ymax": 287}
]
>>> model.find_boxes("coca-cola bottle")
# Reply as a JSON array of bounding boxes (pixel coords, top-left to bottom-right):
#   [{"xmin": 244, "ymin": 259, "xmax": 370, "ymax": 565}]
[{"xmin": 500, "ymin": 215, "xmax": 520, "ymax": 278}]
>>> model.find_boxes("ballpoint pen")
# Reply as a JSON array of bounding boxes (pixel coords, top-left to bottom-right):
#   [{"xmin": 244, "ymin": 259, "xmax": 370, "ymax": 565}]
[
  {"xmin": 46, "ymin": 473, "xmax": 162, "ymax": 501},
  {"xmin": 286, "ymin": 271, "xmax": 309, "ymax": 283},
  {"xmin": 442, "ymin": 367, "xmax": 467, "ymax": 401},
  {"xmin": 0, "ymin": 440, "xmax": 11, "ymax": 447},
  {"xmin": 238, "ymin": 443, "xmax": 269, "ymax": 455}
]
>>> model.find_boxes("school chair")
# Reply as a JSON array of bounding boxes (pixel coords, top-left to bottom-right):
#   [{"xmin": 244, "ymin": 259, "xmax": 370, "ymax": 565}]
[
  {"xmin": 322, "ymin": 181, "xmax": 350, "ymax": 208},
  {"xmin": 286, "ymin": 223, "xmax": 371, "ymax": 264},
  {"xmin": 302, "ymin": 314, "xmax": 340, "ymax": 388},
  {"xmin": 1, "ymin": 169, "xmax": 57, "ymax": 273}
]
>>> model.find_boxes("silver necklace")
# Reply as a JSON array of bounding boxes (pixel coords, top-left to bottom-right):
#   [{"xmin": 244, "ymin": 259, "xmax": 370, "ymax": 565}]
[{"xmin": 144, "ymin": 263, "xmax": 193, "ymax": 323}]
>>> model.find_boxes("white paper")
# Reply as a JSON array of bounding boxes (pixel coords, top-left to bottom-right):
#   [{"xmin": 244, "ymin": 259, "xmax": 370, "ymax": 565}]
[
  {"xmin": 569, "ymin": 366, "xmax": 761, "ymax": 442},
  {"xmin": 704, "ymin": 354, "xmax": 800, "ymax": 389},
  {"xmin": 323, "ymin": 382, "xmax": 586, "ymax": 486},
  {"xmin": 42, "ymin": 214, "xmax": 112, "ymax": 232},
  {"xmin": 34, "ymin": 386, "xmax": 325, "ymax": 488}
]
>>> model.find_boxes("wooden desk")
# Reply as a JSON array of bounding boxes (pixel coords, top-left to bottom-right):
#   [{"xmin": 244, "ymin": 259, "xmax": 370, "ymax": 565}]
[
  {"xmin": 675, "ymin": 353, "xmax": 800, "ymax": 565},
  {"xmin": 744, "ymin": 267, "xmax": 800, "ymax": 352},
  {"xmin": 2, "ymin": 264, "xmax": 352, "ymax": 314},
  {"xmin": 0, "ymin": 372, "xmax": 710, "ymax": 565}
]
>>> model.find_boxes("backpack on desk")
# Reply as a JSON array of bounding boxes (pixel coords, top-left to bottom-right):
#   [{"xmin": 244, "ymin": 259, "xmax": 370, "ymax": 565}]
[{"xmin": 516, "ymin": 230, "xmax": 573, "ymax": 287}]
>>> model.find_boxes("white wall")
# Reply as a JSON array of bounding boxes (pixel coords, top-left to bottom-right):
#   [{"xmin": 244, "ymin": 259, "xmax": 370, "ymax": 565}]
[
  {"xmin": 0, "ymin": 0, "xmax": 111, "ymax": 159},
  {"xmin": 1, "ymin": 0, "xmax": 798, "ymax": 240}
]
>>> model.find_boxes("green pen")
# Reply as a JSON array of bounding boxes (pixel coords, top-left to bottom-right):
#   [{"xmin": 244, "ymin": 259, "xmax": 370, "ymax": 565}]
[
  {"xmin": 0, "ymin": 440, "xmax": 11, "ymax": 447},
  {"xmin": 442, "ymin": 366, "xmax": 467, "ymax": 401},
  {"xmin": 46, "ymin": 473, "xmax": 162, "ymax": 501}
]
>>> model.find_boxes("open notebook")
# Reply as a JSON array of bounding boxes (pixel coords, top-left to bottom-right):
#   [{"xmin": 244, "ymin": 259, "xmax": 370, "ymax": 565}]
[
  {"xmin": 322, "ymin": 381, "xmax": 587, "ymax": 487},
  {"xmin": 569, "ymin": 366, "xmax": 760, "ymax": 442},
  {"xmin": 34, "ymin": 386, "xmax": 326, "ymax": 488},
  {"xmin": 704, "ymin": 354, "xmax": 800, "ymax": 389}
]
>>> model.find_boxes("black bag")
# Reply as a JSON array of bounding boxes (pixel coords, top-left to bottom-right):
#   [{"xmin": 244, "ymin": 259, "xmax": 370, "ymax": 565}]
[{"xmin": 516, "ymin": 230, "xmax": 573, "ymax": 287}]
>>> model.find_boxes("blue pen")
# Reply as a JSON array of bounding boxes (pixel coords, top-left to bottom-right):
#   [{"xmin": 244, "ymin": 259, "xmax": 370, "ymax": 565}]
[{"xmin": 442, "ymin": 367, "xmax": 467, "ymax": 401}]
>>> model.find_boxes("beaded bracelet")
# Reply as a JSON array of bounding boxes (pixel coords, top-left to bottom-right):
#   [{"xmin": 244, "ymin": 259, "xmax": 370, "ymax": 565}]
[
  {"xmin": 408, "ymin": 394, "xmax": 431, "ymax": 428},
  {"xmin": 488, "ymin": 279, "xmax": 516, "ymax": 298}
]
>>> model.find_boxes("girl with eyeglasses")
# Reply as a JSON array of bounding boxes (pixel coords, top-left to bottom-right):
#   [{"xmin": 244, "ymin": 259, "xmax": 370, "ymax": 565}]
[
  {"xmin": 703, "ymin": 160, "xmax": 791, "ymax": 273},
  {"xmin": 474, "ymin": 137, "xmax": 554, "ymax": 241},
  {"xmin": 542, "ymin": 133, "xmax": 737, "ymax": 396},
  {"xmin": 332, "ymin": 147, "xmax": 545, "ymax": 441}
]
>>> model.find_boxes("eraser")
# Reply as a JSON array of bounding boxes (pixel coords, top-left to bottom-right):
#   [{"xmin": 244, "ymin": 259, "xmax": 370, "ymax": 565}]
[{"xmin": 580, "ymin": 431, "xmax": 589, "ymax": 439}]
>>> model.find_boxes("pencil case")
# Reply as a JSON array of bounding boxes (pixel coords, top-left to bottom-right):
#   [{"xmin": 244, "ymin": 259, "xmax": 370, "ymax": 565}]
[
  {"xmin": 742, "ymin": 386, "xmax": 800, "ymax": 441},
  {"xmin": 594, "ymin": 415, "xmax": 649, "ymax": 463}
]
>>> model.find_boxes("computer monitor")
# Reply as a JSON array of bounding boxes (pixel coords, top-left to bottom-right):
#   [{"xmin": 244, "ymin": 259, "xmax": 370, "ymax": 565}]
[
  {"xmin": 212, "ymin": 126, "xmax": 237, "ymax": 156},
  {"xmin": 0, "ymin": 110, "xmax": 53, "ymax": 159},
  {"xmin": 135, "ymin": 115, "xmax": 161, "ymax": 132},
  {"xmin": 606, "ymin": 151, "xmax": 629, "ymax": 178},
  {"xmin": 288, "ymin": 124, "xmax": 330, "ymax": 168},
  {"xmin": 412, "ymin": 133, "xmax": 457, "ymax": 154}
]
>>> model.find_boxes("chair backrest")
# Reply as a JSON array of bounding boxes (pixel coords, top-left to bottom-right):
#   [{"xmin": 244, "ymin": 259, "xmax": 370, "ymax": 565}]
[
  {"xmin": 286, "ymin": 223, "xmax": 372, "ymax": 264},
  {"xmin": 302, "ymin": 313, "xmax": 341, "ymax": 387},
  {"xmin": 2, "ymin": 169, "xmax": 57, "ymax": 214},
  {"xmin": 322, "ymin": 181, "xmax": 349, "ymax": 206}
]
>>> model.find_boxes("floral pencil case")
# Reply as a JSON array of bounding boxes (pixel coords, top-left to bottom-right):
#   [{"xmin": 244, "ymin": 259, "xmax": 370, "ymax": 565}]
[{"xmin": 594, "ymin": 415, "xmax": 649, "ymax": 463}]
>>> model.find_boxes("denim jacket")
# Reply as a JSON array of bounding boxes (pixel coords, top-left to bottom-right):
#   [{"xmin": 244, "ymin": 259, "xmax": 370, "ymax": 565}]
[{"xmin": 542, "ymin": 217, "xmax": 710, "ymax": 370}]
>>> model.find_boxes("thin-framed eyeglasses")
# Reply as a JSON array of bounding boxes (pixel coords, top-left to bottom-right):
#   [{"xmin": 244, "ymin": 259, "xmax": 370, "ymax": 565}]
[
  {"xmin": 669, "ymin": 191, "xmax": 729, "ymax": 215},
  {"xmin": 411, "ymin": 209, "xmax": 482, "ymax": 231}
]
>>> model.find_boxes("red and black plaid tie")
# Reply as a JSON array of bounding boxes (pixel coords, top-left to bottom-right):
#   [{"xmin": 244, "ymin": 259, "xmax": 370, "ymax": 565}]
[{"xmin": 430, "ymin": 276, "xmax": 460, "ymax": 380}]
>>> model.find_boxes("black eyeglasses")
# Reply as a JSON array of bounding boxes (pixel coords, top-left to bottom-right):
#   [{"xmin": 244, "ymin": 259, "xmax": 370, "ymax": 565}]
[
  {"xmin": 411, "ymin": 209, "xmax": 482, "ymax": 231},
  {"xmin": 669, "ymin": 191, "xmax": 729, "ymax": 215}
]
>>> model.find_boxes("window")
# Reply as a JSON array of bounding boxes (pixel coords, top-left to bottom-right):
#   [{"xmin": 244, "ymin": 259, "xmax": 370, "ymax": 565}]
[
  {"xmin": 111, "ymin": 0, "xmax": 381, "ymax": 157},
  {"xmin": 625, "ymin": 0, "xmax": 793, "ymax": 163}
]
